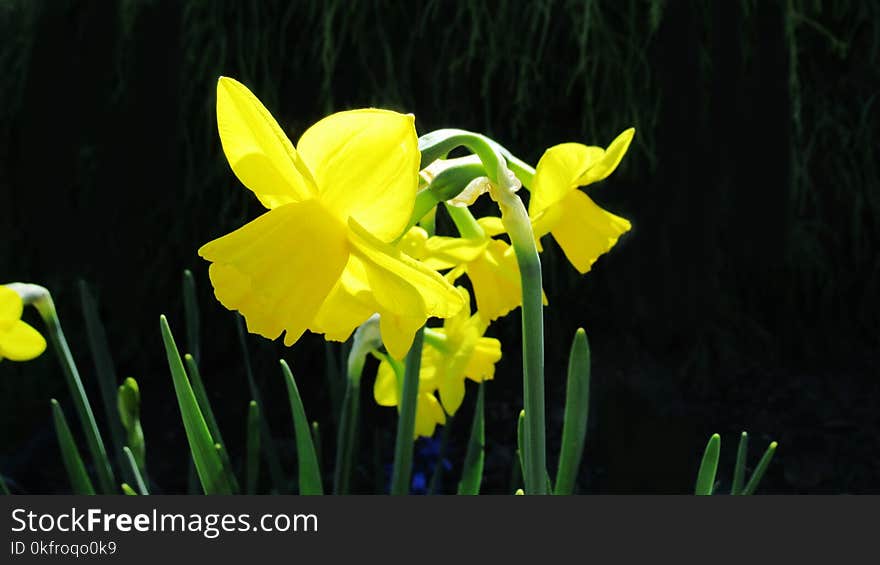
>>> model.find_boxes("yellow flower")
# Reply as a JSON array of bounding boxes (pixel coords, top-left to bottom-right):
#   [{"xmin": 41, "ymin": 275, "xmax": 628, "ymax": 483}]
[
  {"xmin": 199, "ymin": 77, "xmax": 465, "ymax": 359},
  {"xmin": 529, "ymin": 128, "xmax": 635, "ymax": 274},
  {"xmin": 400, "ymin": 219, "xmax": 523, "ymax": 322},
  {"xmin": 373, "ymin": 288, "xmax": 501, "ymax": 438},
  {"xmin": 0, "ymin": 286, "xmax": 46, "ymax": 362}
]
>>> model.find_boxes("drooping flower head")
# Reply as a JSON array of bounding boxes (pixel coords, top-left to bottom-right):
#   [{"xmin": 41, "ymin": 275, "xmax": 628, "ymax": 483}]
[
  {"xmin": 529, "ymin": 128, "xmax": 635, "ymax": 273},
  {"xmin": 0, "ymin": 285, "xmax": 46, "ymax": 362},
  {"xmin": 373, "ymin": 288, "xmax": 501, "ymax": 438},
  {"xmin": 199, "ymin": 77, "xmax": 465, "ymax": 358}
]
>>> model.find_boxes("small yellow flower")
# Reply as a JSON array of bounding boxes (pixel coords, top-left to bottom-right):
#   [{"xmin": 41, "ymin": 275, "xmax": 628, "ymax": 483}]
[
  {"xmin": 373, "ymin": 289, "xmax": 501, "ymax": 438},
  {"xmin": 529, "ymin": 128, "xmax": 635, "ymax": 274},
  {"xmin": 199, "ymin": 77, "xmax": 465, "ymax": 359},
  {"xmin": 400, "ymin": 219, "xmax": 523, "ymax": 322},
  {"xmin": 0, "ymin": 286, "xmax": 46, "ymax": 362}
]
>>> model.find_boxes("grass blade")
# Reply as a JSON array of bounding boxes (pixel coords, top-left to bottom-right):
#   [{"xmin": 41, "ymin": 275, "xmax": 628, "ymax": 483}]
[
  {"xmin": 694, "ymin": 433, "xmax": 721, "ymax": 495},
  {"xmin": 51, "ymin": 399, "xmax": 96, "ymax": 495},
  {"xmin": 235, "ymin": 315, "xmax": 286, "ymax": 492},
  {"xmin": 183, "ymin": 354, "xmax": 225, "ymax": 449},
  {"xmin": 555, "ymin": 328, "xmax": 591, "ymax": 495},
  {"xmin": 280, "ymin": 359, "xmax": 323, "ymax": 495},
  {"xmin": 731, "ymin": 431, "xmax": 749, "ymax": 495},
  {"xmin": 159, "ymin": 315, "xmax": 231, "ymax": 495},
  {"xmin": 246, "ymin": 400, "xmax": 261, "ymax": 494},
  {"xmin": 121, "ymin": 483, "xmax": 138, "ymax": 495},
  {"xmin": 215, "ymin": 442, "xmax": 240, "ymax": 494},
  {"xmin": 182, "ymin": 270, "xmax": 201, "ymax": 364},
  {"xmin": 741, "ymin": 441, "xmax": 778, "ymax": 495},
  {"xmin": 78, "ymin": 281, "xmax": 126, "ymax": 467},
  {"xmin": 122, "ymin": 446, "xmax": 149, "ymax": 495},
  {"xmin": 457, "ymin": 382, "xmax": 486, "ymax": 495}
]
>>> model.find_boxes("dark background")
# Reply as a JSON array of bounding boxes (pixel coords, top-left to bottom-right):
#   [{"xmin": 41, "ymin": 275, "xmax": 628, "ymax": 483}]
[{"xmin": 1, "ymin": 0, "xmax": 878, "ymax": 494}]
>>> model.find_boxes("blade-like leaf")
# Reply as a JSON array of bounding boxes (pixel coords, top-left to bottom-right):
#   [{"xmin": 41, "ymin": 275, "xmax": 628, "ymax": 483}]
[
  {"xmin": 184, "ymin": 354, "xmax": 225, "ymax": 449},
  {"xmin": 159, "ymin": 315, "xmax": 231, "ymax": 495},
  {"xmin": 741, "ymin": 441, "xmax": 778, "ymax": 495},
  {"xmin": 695, "ymin": 433, "xmax": 721, "ymax": 495},
  {"xmin": 555, "ymin": 328, "xmax": 591, "ymax": 495},
  {"xmin": 182, "ymin": 270, "xmax": 200, "ymax": 364},
  {"xmin": 457, "ymin": 382, "xmax": 486, "ymax": 495},
  {"xmin": 51, "ymin": 399, "xmax": 96, "ymax": 495},
  {"xmin": 121, "ymin": 483, "xmax": 138, "ymax": 495},
  {"xmin": 122, "ymin": 446, "xmax": 149, "ymax": 495},
  {"xmin": 246, "ymin": 400, "xmax": 261, "ymax": 495},
  {"xmin": 731, "ymin": 431, "xmax": 749, "ymax": 495},
  {"xmin": 280, "ymin": 360, "xmax": 323, "ymax": 495}
]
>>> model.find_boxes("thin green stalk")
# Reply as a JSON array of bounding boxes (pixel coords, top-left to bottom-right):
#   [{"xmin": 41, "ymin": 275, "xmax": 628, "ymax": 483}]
[
  {"xmin": 122, "ymin": 446, "xmax": 149, "ymax": 495},
  {"xmin": 184, "ymin": 355, "xmax": 225, "ymax": 449},
  {"xmin": 20, "ymin": 285, "xmax": 116, "ymax": 494},
  {"xmin": 311, "ymin": 422, "xmax": 322, "ymax": 468},
  {"xmin": 390, "ymin": 327, "xmax": 425, "ymax": 495},
  {"xmin": 731, "ymin": 432, "xmax": 749, "ymax": 495},
  {"xmin": 741, "ymin": 442, "xmax": 778, "ymax": 495},
  {"xmin": 246, "ymin": 400, "xmax": 261, "ymax": 495},
  {"xmin": 182, "ymin": 270, "xmax": 201, "ymax": 364},
  {"xmin": 444, "ymin": 202, "xmax": 486, "ymax": 239},
  {"xmin": 333, "ymin": 376, "xmax": 361, "ymax": 495},
  {"xmin": 50, "ymin": 399, "xmax": 96, "ymax": 495},
  {"xmin": 428, "ymin": 414, "xmax": 454, "ymax": 494}
]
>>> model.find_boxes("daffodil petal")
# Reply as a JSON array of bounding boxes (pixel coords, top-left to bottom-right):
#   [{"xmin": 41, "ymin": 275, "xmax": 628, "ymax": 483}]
[
  {"xmin": 373, "ymin": 359, "xmax": 399, "ymax": 407},
  {"xmin": 529, "ymin": 143, "xmax": 604, "ymax": 217},
  {"xmin": 199, "ymin": 199, "xmax": 349, "ymax": 346},
  {"xmin": 438, "ymin": 367, "xmax": 467, "ymax": 415},
  {"xmin": 465, "ymin": 337, "xmax": 502, "ymax": 382},
  {"xmin": 310, "ymin": 278, "xmax": 374, "ymax": 343},
  {"xmin": 415, "ymin": 392, "xmax": 446, "ymax": 438},
  {"xmin": 378, "ymin": 313, "xmax": 426, "ymax": 361},
  {"xmin": 466, "ymin": 240, "xmax": 523, "ymax": 321},
  {"xmin": 298, "ymin": 109, "xmax": 419, "ymax": 241},
  {"xmin": 0, "ymin": 320, "xmax": 47, "ymax": 361},
  {"xmin": 216, "ymin": 77, "xmax": 317, "ymax": 208},
  {"xmin": 550, "ymin": 189, "xmax": 631, "ymax": 274},
  {"xmin": 477, "ymin": 216, "xmax": 506, "ymax": 237},
  {"xmin": 348, "ymin": 218, "xmax": 465, "ymax": 320},
  {"xmin": 0, "ymin": 286, "xmax": 23, "ymax": 326},
  {"xmin": 421, "ymin": 236, "xmax": 488, "ymax": 270},
  {"xmin": 577, "ymin": 128, "xmax": 635, "ymax": 186}
]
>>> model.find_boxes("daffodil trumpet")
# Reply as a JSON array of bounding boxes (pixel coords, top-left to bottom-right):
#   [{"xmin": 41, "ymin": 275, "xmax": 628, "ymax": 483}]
[{"xmin": 4, "ymin": 283, "xmax": 116, "ymax": 494}]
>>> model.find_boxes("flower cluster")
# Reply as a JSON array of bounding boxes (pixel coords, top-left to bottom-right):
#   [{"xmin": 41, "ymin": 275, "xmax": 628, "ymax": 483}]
[{"xmin": 200, "ymin": 77, "xmax": 634, "ymax": 438}]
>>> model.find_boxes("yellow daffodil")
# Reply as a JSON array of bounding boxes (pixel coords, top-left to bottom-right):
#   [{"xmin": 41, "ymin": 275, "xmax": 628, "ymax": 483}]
[
  {"xmin": 0, "ymin": 286, "xmax": 46, "ymax": 362},
  {"xmin": 529, "ymin": 128, "xmax": 635, "ymax": 274},
  {"xmin": 199, "ymin": 77, "xmax": 465, "ymax": 359},
  {"xmin": 373, "ymin": 288, "xmax": 501, "ymax": 438},
  {"xmin": 400, "ymin": 219, "xmax": 523, "ymax": 322}
]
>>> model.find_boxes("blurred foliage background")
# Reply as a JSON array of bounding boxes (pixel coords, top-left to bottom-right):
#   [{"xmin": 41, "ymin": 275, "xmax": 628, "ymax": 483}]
[{"xmin": 1, "ymin": 0, "xmax": 878, "ymax": 493}]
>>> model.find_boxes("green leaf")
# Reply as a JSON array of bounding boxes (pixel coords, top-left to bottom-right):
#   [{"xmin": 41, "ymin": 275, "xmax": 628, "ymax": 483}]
[
  {"xmin": 79, "ymin": 281, "xmax": 126, "ymax": 468},
  {"xmin": 457, "ymin": 382, "xmax": 486, "ymax": 495},
  {"xmin": 389, "ymin": 327, "xmax": 425, "ymax": 495},
  {"xmin": 121, "ymin": 483, "xmax": 138, "ymax": 495},
  {"xmin": 159, "ymin": 315, "xmax": 231, "ymax": 495},
  {"xmin": 246, "ymin": 400, "xmax": 261, "ymax": 495},
  {"xmin": 215, "ymin": 442, "xmax": 240, "ymax": 494},
  {"xmin": 235, "ymin": 315, "xmax": 286, "ymax": 493},
  {"xmin": 51, "ymin": 399, "xmax": 96, "ymax": 495},
  {"xmin": 183, "ymin": 354, "xmax": 226, "ymax": 450},
  {"xmin": 694, "ymin": 433, "xmax": 721, "ymax": 495},
  {"xmin": 122, "ymin": 446, "xmax": 149, "ymax": 495},
  {"xmin": 280, "ymin": 360, "xmax": 323, "ymax": 495},
  {"xmin": 731, "ymin": 431, "xmax": 749, "ymax": 495},
  {"xmin": 741, "ymin": 441, "xmax": 778, "ymax": 495},
  {"xmin": 555, "ymin": 328, "xmax": 592, "ymax": 495},
  {"xmin": 182, "ymin": 270, "xmax": 201, "ymax": 364},
  {"xmin": 117, "ymin": 377, "xmax": 146, "ymax": 474}
]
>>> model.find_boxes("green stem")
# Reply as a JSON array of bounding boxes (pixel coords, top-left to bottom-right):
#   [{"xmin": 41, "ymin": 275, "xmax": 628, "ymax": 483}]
[
  {"xmin": 19, "ymin": 285, "xmax": 115, "ymax": 494},
  {"xmin": 495, "ymin": 188, "xmax": 547, "ymax": 495},
  {"xmin": 389, "ymin": 327, "xmax": 425, "ymax": 495},
  {"xmin": 444, "ymin": 202, "xmax": 486, "ymax": 239}
]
